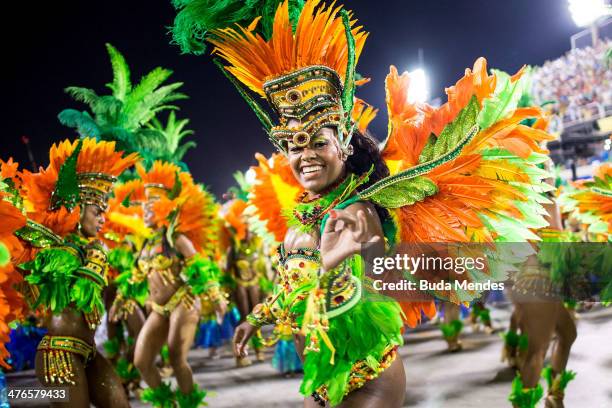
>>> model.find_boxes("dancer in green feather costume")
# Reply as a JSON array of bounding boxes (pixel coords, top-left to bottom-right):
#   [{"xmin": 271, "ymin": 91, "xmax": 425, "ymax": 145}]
[
  {"xmin": 15, "ymin": 138, "xmax": 138, "ymax": 408},
  {"xmin": 169, "ymin": 0, "xmax": 559, "ymax": 405}
]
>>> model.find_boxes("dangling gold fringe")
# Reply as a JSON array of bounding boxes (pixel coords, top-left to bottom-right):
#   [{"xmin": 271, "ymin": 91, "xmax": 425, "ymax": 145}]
[
  {"xmin": 42, "ymin": 349, "xmax": 75, "ymax": 385},
  {"xmin": 84, "ymin": 308, "xmax": 101, "ymax": 329},
  {"xmin": 37, "ymin": 335, "xmax": 95, "ymax": 386}
]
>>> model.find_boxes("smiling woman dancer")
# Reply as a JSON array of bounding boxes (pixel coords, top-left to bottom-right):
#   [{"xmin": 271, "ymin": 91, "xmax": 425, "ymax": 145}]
[{"xmin": 171, "ymin": 0, "xmax": 557, "ymax": 406}]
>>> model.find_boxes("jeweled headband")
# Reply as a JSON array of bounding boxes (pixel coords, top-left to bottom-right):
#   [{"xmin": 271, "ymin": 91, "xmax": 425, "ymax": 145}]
[
  {"xmin": 208, "ymin": 4, "xmax": 361, "ymax": 157},
  {"xmin": 262, "ymin": 65, "xmax": 354, "ymax": 155},
  {"xmin": 77, "ymin": 173, "xmax": 117, "ymax": 211},
  {"xmin": 263, "ymin": 66, "xmax": 343, "ymax": 119},
  {"xmin": 50, "ymin": 141, "xmax": 119, "ymax": 212},
  {"xmin": 269, "ymin": 108, "xmax": 348, "ymax": 153},
  {"xmin": 144, "ymin": 183, "xmax": 171, "ymax": 201}
]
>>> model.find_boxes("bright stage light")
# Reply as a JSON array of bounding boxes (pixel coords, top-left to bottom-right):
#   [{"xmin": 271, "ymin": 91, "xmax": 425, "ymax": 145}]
[
  {"xmin": 568, "ymin": 0, "xmax": 611, "ymax": 27},
  {"xmin": 245, "ymin": 168, "xmax": 257, "ymax": 185},
  {"xmin": 407, "ymin": 68, "xmax": 429, "ymax": 103}
]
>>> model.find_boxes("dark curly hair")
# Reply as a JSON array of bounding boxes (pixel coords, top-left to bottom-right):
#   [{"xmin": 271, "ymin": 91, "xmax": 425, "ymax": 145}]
[{"xmin": 345, "ymin": 130, "xmax": 391, "ymax": 223}]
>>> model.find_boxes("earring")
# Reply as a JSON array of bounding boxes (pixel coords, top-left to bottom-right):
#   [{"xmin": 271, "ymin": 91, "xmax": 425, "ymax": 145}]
[{"xmin": 341, "ymin": 144, "xmax": 354, "ymax": 160}]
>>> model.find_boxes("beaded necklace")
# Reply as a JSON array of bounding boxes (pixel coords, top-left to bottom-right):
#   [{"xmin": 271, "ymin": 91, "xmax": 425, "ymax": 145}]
[{"xmin": 285, "ymin": 172, "xmax": 369, "ymax": 233}]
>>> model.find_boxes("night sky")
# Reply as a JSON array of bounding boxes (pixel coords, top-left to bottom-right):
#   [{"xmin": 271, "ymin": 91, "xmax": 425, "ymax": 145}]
[{"xmin": 6, "ymin": 0, "xmax": 579, "ymax": 196}]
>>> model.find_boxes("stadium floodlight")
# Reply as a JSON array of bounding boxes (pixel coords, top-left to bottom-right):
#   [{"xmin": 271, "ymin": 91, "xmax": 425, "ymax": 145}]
[
  {"xmin": 407, "ymin": 68, "xmax": 430, "ymax": 103},
  {"xmin": 568, "ymin": 0, "xmax": 611, "ymax": 27}
]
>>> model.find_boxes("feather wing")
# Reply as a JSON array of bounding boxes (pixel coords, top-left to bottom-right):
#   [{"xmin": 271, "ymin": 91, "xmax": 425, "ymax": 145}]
[
  {"xmin": 370, "ymin": 58, "xmax": 555, "ymax": 302},
  {"xmin": 247, "ymin": 153, "xmax": 303, "ymax": 243}
]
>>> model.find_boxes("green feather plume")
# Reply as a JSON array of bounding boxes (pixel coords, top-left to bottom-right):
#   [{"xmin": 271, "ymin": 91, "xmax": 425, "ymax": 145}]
[
  {"xmin": 103, "ymin": 337, "xmax": 121, "ymax": 358},
  {"xmin": 160, "ymin": 344, "xmax": 170, "ymax": 364},
  {"xmin": 171, "ymin": 0, "xmax": 305, "ymax": 55},
  {"xmin": 508, "ymin": 374, "xmax": 543, "ymax": 408},
  {"xmin": 182, "ymin": 254, "xmax": 221, "ymax": 295},
  {"xmin": 421, "ymin": 96, "xmax": 479, "ymax": 163},
  {"xmin": 71, "ymin": 275, "xmax": 105, "ymax": 314},
  {"xmin": 478, "ymin": 70, "xmax": 529, "ymax": 130},
  {"xmin": 362, "ymin": 176, "xmax": 438, "ymax": 209},
  {"xmin": 50, "ymin": 140, "xmax": 82, "ymax": 211},
  {"xmin": 148, "ymin": 111, "xmax": 196, "ymax": 164},
  {"xmin": 141, "ymin": 382, "xmax": 175, "ymax": 408},
  {"xmin": 439, "ymin": 319, "xmax": 463, "ymax": 339},
  {"xmin": 340, "ymin": 9, "xmax": 356, "ymax": 138},
  {"xmin": 116, "ymin": 357, "xmax": 140, "ymax": 381},
  {"xmin": 22, "ymin": 247, "xmax": 82, "ymax": 313},
  {"xmin": 227, "ymin": 171, "xmax": 250, "ymax": 201},
  {"xmin": 176, "ymin": 383, "xmax": 208, "ymax": 408},
  {"xmin": 59, "ymin": 43, "xmax": 190, "ymax": 169}
]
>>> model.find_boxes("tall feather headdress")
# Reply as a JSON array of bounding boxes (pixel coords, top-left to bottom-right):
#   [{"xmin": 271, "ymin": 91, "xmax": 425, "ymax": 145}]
[{"xmin": 173, "ymin": 0, "xmax": 367, "ymax": 154}]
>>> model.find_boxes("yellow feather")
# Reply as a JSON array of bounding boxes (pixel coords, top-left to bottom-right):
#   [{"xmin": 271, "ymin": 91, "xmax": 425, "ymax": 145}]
[
  {"xmin": 466, "ymin": 227, "xmax": 492, "ymax": 243},
  {"xmin": 108, "ymin": 212, "xmax": 152, "ymax": 239},
  {"xmin": 270, "ymin": 173, "xmax": 300, "ymax": 212},
  {"xmin": 475, "ymin": 160, "xmax": 529, "ymax": 182},
  {"xmin": 385, "ymin": 159, "xmax": 404, "ymax": 176}
]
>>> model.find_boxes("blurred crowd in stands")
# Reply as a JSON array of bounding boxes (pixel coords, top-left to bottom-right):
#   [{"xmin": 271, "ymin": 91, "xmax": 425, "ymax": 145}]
[{"xmin": 532, "ymin": 39, "xmax": 612, "ymax": 131}]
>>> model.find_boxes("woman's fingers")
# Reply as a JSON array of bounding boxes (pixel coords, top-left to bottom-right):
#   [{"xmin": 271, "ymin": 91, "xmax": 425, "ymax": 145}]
[
  {"xmin": 233, "ymin": 324, "xmax": 252, "ymax": 358},
  {"xmin": 324, "ymin": 209, "xmax": 359, "ymax": 232},
  {"xmin": 322, "ymin": 215, "xmax": 339, "ymax": 234},
  {"xmin": 354, "ymin": 210, "xmax": 368, "ymax": 239},
  {"xmin": 233, "ymin": 328, "xmax": 243, "ymax": 356},
  {"xmin": 237, "ymin": 334, "xmax": 249, "ymax": 357}
]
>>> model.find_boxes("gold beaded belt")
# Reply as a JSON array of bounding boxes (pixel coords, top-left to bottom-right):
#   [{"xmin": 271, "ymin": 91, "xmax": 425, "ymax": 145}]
[
  {"xmin": 37, "ymin": 335, "xmax": 95, "ymax": 385},
  {"xmin": 149, "ymin": 285, "xmax": 195, "ymax": 317}
]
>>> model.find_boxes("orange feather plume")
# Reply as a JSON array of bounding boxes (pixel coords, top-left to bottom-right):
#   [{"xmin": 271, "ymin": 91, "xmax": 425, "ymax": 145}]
[
  {"xmin": 48, "ymin": 138, "xmax": 139, "ymax": 177},
  {"xmin": 381, "ymin": 58, "xmax": 556, "ymax": 247},
  {"xmin": 111, "ymin": 179, "xmax": 146, "ymax": 206},
  {"xmin": 137, "ymin": 161, "xmax": 182, "ymax": 191},
  {"xmin": 382, "ymin": 59, "xmax": 498, "ymax": 168},
  {"xmin": 222, "ymin": 199, "xmax": 248, "ymax": 241},
  {"xmin": 400, "ymin": 300, "xmax": 436, "ymax": 328},
  {"xmin": 19, "ymin": 138, "xmax": 138, "ymax": 237},
  {"xmin": 139, "ymin": 161, "xmax": 183, "ymax": 228},
  {"xmin": 0, "ymin": 158, "xmax": 21, "ymax": 189},
  {"xmin": 175, "ymin": 174, "xmax": 220, "ymax": 255},
  {"xmin": 249, "ymin": 152, "xmax": 303, "ymax": 242},
  {"xmin": 0, "ymin": 199, "xmax": 27, "ymax": 368},
  {"xmin": 571, "ymin": 163, "xmax": 612, "ymax": 235},
  {"xmin": 352, "ymin": 98, "xmax": 378, "ymax": 134},
  {"xmin": 142, "ymin": 163, "xmax": 220, "ymax": 255},
  {"xmin": 594, "ymin": 162, "xmax": 612, "ymax": 181},
  {"xmin": 210, "ymin": 0, "xmax": 368, "ymax": 97},
  {"xmin": 101, "ymin": 179, "xmax": 146, "ymax": 244}
]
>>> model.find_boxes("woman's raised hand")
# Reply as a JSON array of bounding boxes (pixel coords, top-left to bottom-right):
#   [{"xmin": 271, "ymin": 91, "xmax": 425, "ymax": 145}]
[{"xmin": 320, "ymin": 208, "xmax": 380, "ymax": 271}]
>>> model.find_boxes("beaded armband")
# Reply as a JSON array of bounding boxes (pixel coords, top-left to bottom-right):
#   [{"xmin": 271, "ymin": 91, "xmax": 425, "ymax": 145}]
[{"xmin": 76, "ymin": 245, "xmax": 108, "ymax": 287}]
